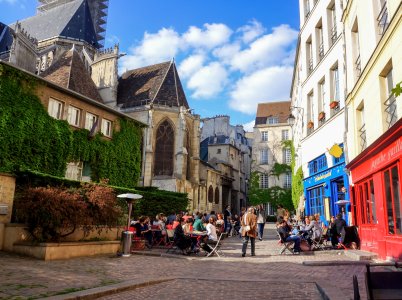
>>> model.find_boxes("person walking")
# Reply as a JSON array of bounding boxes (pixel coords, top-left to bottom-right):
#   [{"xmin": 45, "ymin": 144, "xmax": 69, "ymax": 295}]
[
  {"xmin": 256, "ymin": 204, "xmax": 266, "ymax": 241},
  {"xmin": 241, "ymin": 207, "xmax": 257, "ymax": 257}
]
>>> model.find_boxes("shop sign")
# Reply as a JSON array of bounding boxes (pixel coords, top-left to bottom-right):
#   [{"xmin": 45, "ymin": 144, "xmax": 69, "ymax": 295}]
[
  {"xmin": 314, "ymin": 170, "xmax": 332, "ymax": 183},
  {"xmin": 370, "ymin": 137, "xmax": 402, "ymax": 172}
]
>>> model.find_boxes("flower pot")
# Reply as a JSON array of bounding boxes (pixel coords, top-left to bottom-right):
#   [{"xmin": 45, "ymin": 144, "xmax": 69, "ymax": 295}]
[
  {"xmin": 330, "ymin": 101, "xmax": 339, "ymax": 109},
  {"xmin": 318, "ymin": 112, "xmax": 325, "ymax": 121},
  {"xmin": 307, "ymin": 121, "xmax": 314, "ymax": 128}
]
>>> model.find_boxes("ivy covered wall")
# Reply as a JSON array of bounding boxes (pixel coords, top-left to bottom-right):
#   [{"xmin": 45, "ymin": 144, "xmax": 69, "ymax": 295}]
[{"xmin": 0, "ymin": 64, "xmax": 143, "ymax": 188}]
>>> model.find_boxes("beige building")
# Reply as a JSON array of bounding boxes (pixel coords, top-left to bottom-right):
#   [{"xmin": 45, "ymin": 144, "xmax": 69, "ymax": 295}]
[{"xmin": 252, "ymin": 101, "xmax": 292, "ymax": 213}]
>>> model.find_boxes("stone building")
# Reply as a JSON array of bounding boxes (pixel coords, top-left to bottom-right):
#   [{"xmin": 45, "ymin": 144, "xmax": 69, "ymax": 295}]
[
  {"xmin": 253, "ymin": 101, "xmax": 292, "ymax": 214},
  {"xmin": 200, "ymin": 116, "xmax": 251, "ymax": 214}
]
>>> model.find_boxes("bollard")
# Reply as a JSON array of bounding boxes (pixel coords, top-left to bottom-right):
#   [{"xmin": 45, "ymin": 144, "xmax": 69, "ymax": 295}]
[{"xmin": 121, "ymin": 230, "xmax": 133, "ymax": 257}]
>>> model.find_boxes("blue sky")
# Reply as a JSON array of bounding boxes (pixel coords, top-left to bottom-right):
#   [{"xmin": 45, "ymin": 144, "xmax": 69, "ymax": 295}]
[{"xmin": 0, "ymin": 0, "xmax": 300, "ymax": 131}]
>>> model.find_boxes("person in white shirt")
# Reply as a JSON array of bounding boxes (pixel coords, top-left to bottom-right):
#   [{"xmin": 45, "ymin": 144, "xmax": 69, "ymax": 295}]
[{"xmin": 201, "ymin": 218, "xmax": 218, "ymax": 253}]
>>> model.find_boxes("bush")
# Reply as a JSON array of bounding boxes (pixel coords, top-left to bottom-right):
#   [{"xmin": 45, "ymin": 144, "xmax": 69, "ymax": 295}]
[{"xmin": 14, "ymin": 184, "xmax": 122, "ymax": 242}]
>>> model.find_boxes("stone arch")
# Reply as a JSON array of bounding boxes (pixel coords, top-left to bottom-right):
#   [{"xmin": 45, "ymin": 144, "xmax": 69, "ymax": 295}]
[
  {"xmin": 208, "ymin": 185, "xmax": 214, "ymax": 203},
  {"xmin": 214, "ymin": 187, "xmax": 220, "ymax": 204},
  {"xmin": 154, "ymin": 118, "xmax": 175, "ymax": 176}
]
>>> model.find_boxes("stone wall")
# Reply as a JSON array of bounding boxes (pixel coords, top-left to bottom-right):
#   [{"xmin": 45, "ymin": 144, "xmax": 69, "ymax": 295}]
[{"xmin": 0, "ymin": 173, "xmax": 16, "ymax": 250}]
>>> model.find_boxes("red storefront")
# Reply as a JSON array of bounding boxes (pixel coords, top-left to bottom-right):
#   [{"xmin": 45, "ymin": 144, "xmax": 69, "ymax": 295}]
[{"xmin": 347, "ymin": 118, "xmax": 402, "ymax": 261}]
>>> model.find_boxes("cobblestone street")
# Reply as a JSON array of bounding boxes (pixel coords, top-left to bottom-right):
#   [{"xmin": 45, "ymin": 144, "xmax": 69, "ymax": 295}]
[{"xmin": 0, "ymin": 224, "xmax": 381, "ymax": 300}]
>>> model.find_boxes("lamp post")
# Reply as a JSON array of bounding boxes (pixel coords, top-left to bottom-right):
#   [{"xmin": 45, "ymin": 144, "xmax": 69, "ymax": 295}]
[
  {"xmin": 117, "ymin": 193, "xmax": 143, "ymax": 257},
  {"xmin": 245, "ymin": 178, "xmax": 249, "ymax": 209},
  {"xmin": 287, "ymin": 106, "xmax": 304, "ymax": 128}
]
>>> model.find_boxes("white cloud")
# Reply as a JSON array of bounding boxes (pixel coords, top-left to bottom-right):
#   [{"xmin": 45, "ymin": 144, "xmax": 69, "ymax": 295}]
[
  {"xmin": 187, "ymin": 62, "xmax": 228, "ymax": 98},
  {"xmin": 229, "ymin": 66, "xmax": 293, "ymax": 114},
  {"xmin": 178, "ymin": 54, "xmax": 206, "ymax": 79},
  {"xmin": 182, "ymin": 23, "xmax": 232, "ymax": 49},
  {"xmin": 212, "ymin": 43, "xmax": 241, "ymax": 65},
  {"xmin": 243, "ymin": 120, "xmax": 255, "ymax": 132},
  {"xmin": 238, "ymin": 19, "xmax": 265, "ymax": 43},
  {"xmin": 119, "ymin": 27, "xmax": 181, "ymax": 72},
  {"xmin": 230, "ymin": 24, "xmax": 298, "ymax": 73}
]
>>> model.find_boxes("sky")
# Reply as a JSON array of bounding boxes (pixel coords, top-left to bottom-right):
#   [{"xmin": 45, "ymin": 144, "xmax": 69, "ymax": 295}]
[{"xmin": 0, "ymin": 0, "xmax": 300, "ymax": 131}]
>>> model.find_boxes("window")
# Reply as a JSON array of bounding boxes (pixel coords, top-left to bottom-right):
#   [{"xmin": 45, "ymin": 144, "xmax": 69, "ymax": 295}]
[
  {"xmin": 306, "ymin": 38, "xmax": 313, "ymax": 75},
  {"xmin": 65, "ymin": 161, "xmax": 83, "ymax": 181},
  {"xmin": 260, "ymin": 173, "xmax": 269, "ymax": 189},
  {"xmin": 355, "ymin": 178, "xmax": 377, "ymax": 225},
  {"xmin": 101, "ymin": 119, "xmax": 112, "ymax": 137},
  {"xmin": 85, "ymin": 112, "xmax": 98, "ymax": 131},
  {"xmin": 328, "ymin": 4, "xmax": 337, "ymax": 46},
  {"xmin": 208, "ymin": 186, "xmax": 214, "ymax": 203},
  {"xmin": 261, "ymin": 131, "xmax": 268, "ymax": 141},
  {"xmin": 307, "ymin": 92, "xmax": 314, "ymax": 122},
  {"xmin": 383, "ymin": 67, "xmax": 397, "ymax": 128},
  {"xmin": 377, "ymin": 0, "xmax": 389, "ymax": 35},
  {"xmin": 217, "ymin": 148, "xmax": 221, "ymax": 154},
  {"xmin": 260, "ymin": 149, "xmax": 268, "ymax": 164},
  {"xmin": 214, "ymin": 187, "xmax": 220, "ymax": 204},
  {"xmin": 352, "ymin": 19, "xmax": 361, "ymax": 79},
  {"xmin": 282, "ymin": 130, "xmax": 289, "ymax": 141},
  {"xmin": 284, "ymin": 173, "xmax": 292, "ymax": 189},
  {"xmin": 267, "ymin": 117, "xmax": 278, "ymax": 124},
  {"xmin": 48, "ymin": 98, "xmax": 64, "ymax": 120},
  {"xmin": 384, "ymin": 164, "xmax": 401, "ymax": 235},
  {"xmin": 154, "ymin": 120, "xmax": 174, "ymax": 176},
  {"xmin": 283, "ymin": 148, "xmax": 291, "ymax": 164},
  {"xmin": 304, "ymin": 0, "xmax": 311, "ymax": 18},
  {"xmin": 331, "ymin": 65, "xmax": 340, "ymax": 102},
  {"xmin": 67, "ymin": 106, "xmax": 81, "ymax": 127},
  {"xmin": 316, "ymin": 20, "xmax": 324, "ymax": 62},
  {"xmin": 319, "ymin": 79, "xmax": 326, "ymax": 112},
  {"xmin": 357, "ymin": 103, "xmax": 366, "ymax": 152},
  {"xmin": 308, "ymin": 185, "xmax": 325, "ymax": 216},
  {"xmin": 308, "ymin": 154, "xmax": 327, "ymax": 176}
]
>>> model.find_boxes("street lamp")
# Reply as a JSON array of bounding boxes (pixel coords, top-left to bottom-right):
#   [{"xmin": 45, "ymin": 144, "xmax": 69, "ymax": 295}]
[
  {"xmin": 245, "ymin": 179, "xmax": 249, "ymax": 209},
  {"xmin": 117, "ymin": 193, "xmax": 143, "ymax": 257},
  {"xmin": 287, "ymin": 106, "xmax": 304, "ymax": 128}
]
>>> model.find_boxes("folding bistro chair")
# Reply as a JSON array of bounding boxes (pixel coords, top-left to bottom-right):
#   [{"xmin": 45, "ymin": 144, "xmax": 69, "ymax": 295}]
[
  {"xmin": 277, "ymin": 230, "xmax": 294, "ymax": 254},
  {"xmin": 165, "ymin": 229, "xmax": 179, "ymax": 253},
  {"xmin": 206, "ymin": 233, "xmax": 225, "ymax": 257}
]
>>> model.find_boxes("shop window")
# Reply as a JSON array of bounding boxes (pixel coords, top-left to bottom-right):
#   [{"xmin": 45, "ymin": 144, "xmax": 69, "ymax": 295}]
[
  {"xmin": 308, "ymin": 185, "xmax": 325, "ymax": 216},
  {"xmin": 383, "ymin": 164, "xmax": 401, "ymax": 235},
  {"xmin": 356, "ymin": 179, "xmax": 376, "ymax": 225},
  {"xmin": 308, "ymin": 154, "xmax": 327, "ymax": 176}
]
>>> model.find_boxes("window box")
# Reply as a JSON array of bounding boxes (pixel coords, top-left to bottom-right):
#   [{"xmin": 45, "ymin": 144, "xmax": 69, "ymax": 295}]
[
  {"xmin": 318, "ymin": 111, "xmax": 325, "ymax": 121},
  {"xmin": 307, "ymin": 120, "xmax": 314, "ymax": 128},
  {"xmin": 330, "ymin": 101, "xmax": 339, "ymax": 109}
]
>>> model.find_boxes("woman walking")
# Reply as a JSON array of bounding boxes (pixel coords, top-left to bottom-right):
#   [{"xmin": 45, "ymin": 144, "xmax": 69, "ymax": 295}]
[{"xmin": 241, "ymin": 207, "xmax": 257, "ymax": 257}]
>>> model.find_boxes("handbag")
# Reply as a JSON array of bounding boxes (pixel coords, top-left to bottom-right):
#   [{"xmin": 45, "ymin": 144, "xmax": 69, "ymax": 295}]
[{"xmin": 243, "ymin": 225, "xmax": 251, "ymax": 232}]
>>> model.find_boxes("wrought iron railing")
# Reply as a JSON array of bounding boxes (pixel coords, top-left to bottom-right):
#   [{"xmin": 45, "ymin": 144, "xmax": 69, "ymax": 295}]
[
  {"xmin": 319, "ymin": 43, "xmax": 324, "ymax": 62},
  {"xmin": 377, "ymin": 1, "xmax": 389, "ymax": 36},
  {"xmin": 359, "ymin": 123, "xmax": 367, "ymax": 152},
  {"xmin": 355, "ymin": 55, "xmax": 361, "ymax": 78},
  {"xmin": 384, "ymin": 94, "xmax": 397, "ymax": 128},
  {"xmin": 308, "ymin": 57, "xmax": 313, "ymax": 75},
  {"xmin": 331, "ymin": 25, "xmax": 337, "ymax": 45}
]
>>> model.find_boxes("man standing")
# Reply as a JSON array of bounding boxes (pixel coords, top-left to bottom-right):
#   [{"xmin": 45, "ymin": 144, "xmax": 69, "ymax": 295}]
[
  {"xmin": 223, "ymin": 205, "xmax": 232, "ymax": 235},
  {"xmin": 241, "ymin": 207, "xmax": 257, "ymax": 257},
  {"xmin": 256, "ymin": 205, "xmax": 266, "ymax": 241}
]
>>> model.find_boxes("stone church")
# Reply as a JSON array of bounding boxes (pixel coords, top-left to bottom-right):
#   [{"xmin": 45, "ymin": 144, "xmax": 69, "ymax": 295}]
[{"xmin": 0, "ymin": 0, "xmax": 201, "ymax": 208}]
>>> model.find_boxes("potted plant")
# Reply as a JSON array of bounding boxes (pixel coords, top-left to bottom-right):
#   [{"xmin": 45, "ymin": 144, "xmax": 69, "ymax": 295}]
[
  {"xmin": 318, "ymin": 111, "xmax": 325, "ymax": 121},
  {"xmin": 330, "ymin": 100, "xmax": 339, "ymax": 109},
  {"xmin": 307, "ymin": 120, "xmax": 314, "ymax": 128}
]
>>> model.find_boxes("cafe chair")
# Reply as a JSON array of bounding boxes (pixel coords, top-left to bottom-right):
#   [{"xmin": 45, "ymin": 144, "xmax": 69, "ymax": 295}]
[
  {"xmin": 277, "ymin": 230, "xmax": 294, "ymax": 255},
  {"xmin": 206, "ymin": 233, "xmax": 225, "ymax": 257},
  {"xmin": 165, "ymin": 229, "xmax": 179, "ymax": 253}
]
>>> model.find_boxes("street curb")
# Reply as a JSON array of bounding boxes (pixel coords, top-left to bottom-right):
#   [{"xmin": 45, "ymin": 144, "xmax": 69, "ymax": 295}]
[
  {"xmin": 303, "ymin": 260, "xmax": 371, "ymax": 266},
  {"xmin": 41, "ymin": 278, "xmax": 173, "ymax": 300}
]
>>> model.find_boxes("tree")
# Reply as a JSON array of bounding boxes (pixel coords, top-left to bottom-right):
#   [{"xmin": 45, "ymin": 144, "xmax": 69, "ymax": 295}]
[{"xmin": 392, "ymin": 81, "xmax": 402, "ymax": 97}]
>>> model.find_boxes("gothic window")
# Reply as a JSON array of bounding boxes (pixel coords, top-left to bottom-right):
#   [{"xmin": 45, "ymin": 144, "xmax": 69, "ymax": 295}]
[
  {"xmin": 214, "ymin": 187, "xmax": 220, "ymax": 204},
  {"xmin": 154, "ymin": 120, "xmax": 174, "ymax": 176},
  {"xmin": 208, "ymin": 186, "xmax": 214, "ymax": 203}
]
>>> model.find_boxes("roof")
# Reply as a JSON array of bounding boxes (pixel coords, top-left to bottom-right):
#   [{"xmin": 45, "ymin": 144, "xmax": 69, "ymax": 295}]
[
  {"xmin": 117, "ymin": 61, "xmax": 190, "ymax": 109},
  {"xmin": 255, "ymin": 101, "xmax": 291, "ymax": 125},
  {"xmin": 0, "ymin": 22, "xmax": 14, "ymax": 53},
  {"xmin": 11, "ymin": 0, "xmax": 100, "ymax": 48},
  {"xmin": 40, "ymin": 48, "xmax": 103, "ymax": 103}
]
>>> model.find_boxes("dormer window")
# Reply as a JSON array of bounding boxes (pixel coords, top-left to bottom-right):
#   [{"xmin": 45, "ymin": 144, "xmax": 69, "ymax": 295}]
[{"xmin": 267, "ymin": 117, "xmax": 279, "ymax": 124}]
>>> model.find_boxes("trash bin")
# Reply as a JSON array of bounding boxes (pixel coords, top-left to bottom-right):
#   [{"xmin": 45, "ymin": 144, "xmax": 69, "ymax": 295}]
[{"xmin": 121, "ymin": 230, "xmax": 133, "ymax": 257}]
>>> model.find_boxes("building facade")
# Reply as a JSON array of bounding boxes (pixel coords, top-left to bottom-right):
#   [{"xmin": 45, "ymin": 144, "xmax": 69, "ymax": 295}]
[
  {"xmin": 253, "ymin": 101, "xmax": 292, "ymax": 214},
  {"xmin": 292, "ymin": 0, "xmax": 350, "ymax": 222},
  {"xmin": 343, "ymin": 0, "xmax": 402, "ymax": 260}
]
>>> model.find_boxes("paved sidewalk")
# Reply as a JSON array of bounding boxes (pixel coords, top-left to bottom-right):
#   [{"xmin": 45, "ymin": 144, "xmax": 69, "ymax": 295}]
[{"xmin": 0, "ymin": 224, "xmax": 386, "ymax": 299}]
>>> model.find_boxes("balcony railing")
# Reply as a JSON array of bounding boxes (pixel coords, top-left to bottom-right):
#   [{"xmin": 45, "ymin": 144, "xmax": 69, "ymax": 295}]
[
  {"xmin": 384, "ymin": 94, "xmax": 398, "ymax": 128},
  {"xmin": 331, "ymin": 25, "xmax": 337, "ymax": 45},
  {"xmin": 318, "ymin": 43, "xmax": 324, "ymax": 62},
  {"xmin": 359, "ymin": 123, "xmax": 367, "ymax": 152},
  {"xmin": 308, "ymin": 58, "xmax": 313, "ymax": 75},
  {"xmin": 377, "ymin": 1, "xmax": 389, "ymax": 36},
  {"xmin": 355, "ymin": 55, "xmax": 361, "ymax": 78}
]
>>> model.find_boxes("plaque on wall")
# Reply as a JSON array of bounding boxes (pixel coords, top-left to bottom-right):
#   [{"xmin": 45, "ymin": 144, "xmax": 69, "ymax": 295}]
[{"xmin": 0, "ymin": 204, "xmax": 8, "ymax": 215}]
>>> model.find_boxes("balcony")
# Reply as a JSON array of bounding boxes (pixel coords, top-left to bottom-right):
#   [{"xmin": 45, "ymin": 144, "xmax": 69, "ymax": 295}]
[
  {"xmin": 384, "ymin": 94, "xmax": 398, "ymax": 128},
  {"xmin": 331, "ymin": 25, "xmax": 337, "ymax": 46},
  {"xmin": 355, "ymin": 55, "xmax": 361, "ymax": 79},
  {"xmin": 359, "ymin": 123, "xmax": 367, "ymax": 152},
  {"xmin": 308, "ymin": 58, "xmax": 313, "ymax": 75},
  {"xmin": 377, "ymin": 2, "xmax": 389, "ymax": 36}
]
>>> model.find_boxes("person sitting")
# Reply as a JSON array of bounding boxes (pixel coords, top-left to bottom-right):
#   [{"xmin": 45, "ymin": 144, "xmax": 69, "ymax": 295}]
[
  {"xmin": 277, "ymin": 218, "xmax": 301, "ymax": 254},
  {"xmin": 172, "ymin": 214, "xmax": 182, "ymax": 229},
  {"xmin": 232, "ymin": 214, "xmax": 241, "ymax": 235},
  {"xmin": 193, "ymin": 213, "xmax": 206, "ymax": 232},
  {"xmin": 173, "ymin": 216, "xmax": 194, "ymax": 254},
  {"xmin": 201, "ymin": 217, "xmax": 218, "ymax": 254},
  {"xmin": 133, "ymin": 216, "xmax": 153, "ymax": 249},
  {"xmin": 301, "ymin": 215, "xmax": 322, "ymax": 245},
  {"xmin": 215, "ymin": 214, "xmax": 225, "ymax": 234},
  {"xmin": 182, "ymin": 218, "xmax": 193, "ymax": 234}
]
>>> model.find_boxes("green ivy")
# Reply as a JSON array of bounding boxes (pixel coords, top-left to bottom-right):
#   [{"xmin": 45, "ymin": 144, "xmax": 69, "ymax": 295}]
[
  {"xmin": 284, "ymin": 140, "xmax": 304, "ymax": 210},
  {"xmin": 0, "ymin": 64, "xmax": 142, "ymax": 188}
]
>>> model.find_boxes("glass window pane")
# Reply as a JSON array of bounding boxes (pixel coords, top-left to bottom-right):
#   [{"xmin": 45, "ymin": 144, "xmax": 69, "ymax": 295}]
[
  {"xmin": 364, "ymin": 182, "xmax": 371, "ymax": 224},
  {"xmin": 391, "ymin": 166, "xmax": 401, "ymax": 235},
  {"xmin": 370, "ymin": 180, "xmax": 377, "ymax": 223},
  {"xmin": 384, "ymin": 169, "xmax": 394, "ymax": 234}
]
